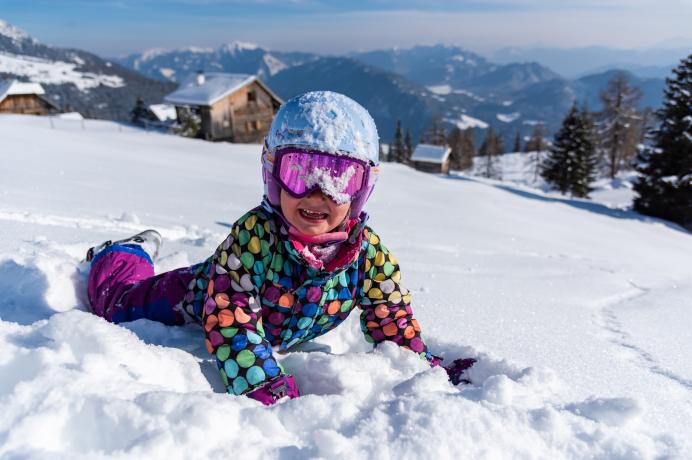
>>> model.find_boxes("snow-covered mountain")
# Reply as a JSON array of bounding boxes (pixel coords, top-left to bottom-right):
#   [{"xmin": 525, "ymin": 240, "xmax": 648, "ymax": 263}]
[
  {"xmin": 1, "ymin": 114, "xmax": 691, "ymax": 458},
  {"xmin": 0, "ymin": 19, "xmax": 175, "ymax": 120},
  {"xmin": 118, "ymin": 41, "xmax": 667, "ymax": 144},
  {"xmin": 117, "ymin": 42, "xmax": 318, "ymax": 83}
]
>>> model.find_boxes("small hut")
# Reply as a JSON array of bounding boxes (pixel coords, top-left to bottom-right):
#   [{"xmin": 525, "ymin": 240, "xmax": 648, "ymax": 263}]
[
  {"xmin": 164, "ymin": 72, "xmax": 282, "ymax": 142},
  {"xmin": 410, "ymin": 144, "xmax": 452, "ymax": 173},
  {"xmin": 0, "ymin": 80, "xmax": 58, "ymax": 115}
]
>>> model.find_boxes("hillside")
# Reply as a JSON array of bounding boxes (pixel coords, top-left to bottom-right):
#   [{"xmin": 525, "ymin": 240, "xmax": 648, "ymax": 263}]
[
  {"xmin": 1, "ymin": 114, "xmax": 691, "ymax": 458},
  {"xmin": 0, "ymin": 19, "xmax": 175, "ymax": 120}
]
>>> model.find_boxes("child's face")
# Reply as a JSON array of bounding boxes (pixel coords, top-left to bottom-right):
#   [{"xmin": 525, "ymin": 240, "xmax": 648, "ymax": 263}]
[{"xmin": 280, "ymin": 189, "xmax": 351, "ymax": 235}]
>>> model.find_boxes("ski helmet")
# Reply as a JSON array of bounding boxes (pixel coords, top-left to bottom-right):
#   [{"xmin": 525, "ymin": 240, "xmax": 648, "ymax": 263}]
[{"xmin": 262, "ymin": 91, "xmax": 380, "ymax": 218}]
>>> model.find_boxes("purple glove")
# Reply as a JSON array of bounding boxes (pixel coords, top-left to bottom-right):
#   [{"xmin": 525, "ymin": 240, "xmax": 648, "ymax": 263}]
[
  {"xmin": 444, "ymin": 358, "xmax": 476, "ymax": 385},
  {"xmin": 246, "ymin": 375, "xmax": 300, "ymax": 405},
  {"xmin": 430, "ymin": 356, "xmax": 476, "ymax": 385}
]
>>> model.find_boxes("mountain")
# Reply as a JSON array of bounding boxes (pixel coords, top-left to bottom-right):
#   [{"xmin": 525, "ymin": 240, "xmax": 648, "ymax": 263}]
[
  {"xmin": 266, "ymin": 56, "xmax": 444, "ymax": 141},
  {"xmin": 0, "ymin": 19, "xmax": 175, "ymax": 120},
  {"xmin": 492, "ymin": 45, "xmax": 690, "ymax": 79},
  {"xmin": 116, "ymin": 43, "xmax": 319, "ymax": 83},
  {"xmin": 349, "ymin": 44, "xmax": 494, "ymax": 87}
]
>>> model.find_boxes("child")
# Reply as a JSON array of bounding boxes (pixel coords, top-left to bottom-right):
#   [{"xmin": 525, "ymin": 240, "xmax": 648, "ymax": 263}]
[{"xmin": 86, "ymin": 91, "xmax": 474, "ymax": 405}]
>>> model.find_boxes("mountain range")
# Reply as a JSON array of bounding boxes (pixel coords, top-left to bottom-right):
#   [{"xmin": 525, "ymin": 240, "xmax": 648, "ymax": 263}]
[{"xmin": 0, "ymin": 18, "xmax": 676, "ymax": 145}]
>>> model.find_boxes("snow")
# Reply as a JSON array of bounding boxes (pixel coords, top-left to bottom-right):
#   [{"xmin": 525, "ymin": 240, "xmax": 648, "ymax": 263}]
[
  {"xmin": 0, "ymin": 79, "xmax": 44, "ymax": 103},
  {"xmin": 263, "ymin": 54, "xmax": 287, "ymax": 76},
  {"xmin": 164, "ymin": 72, "xmax": 255, "ymax": 106},
  {"xmin": 427, "ymin": 85, "xmax": 452, "ymax": 95},
  {"xmin": 56, "ymin": 112, "xmax": 84, "ymax": 120},
  {"xmin": 1, "ymin": 114, "xmax": 692, "ymax": 458},
  {"xmin": 469, "ymin": 152, "xmax": 638, "ymax": 209},
  {"xmin": 159, "ymin": 67, "xmax": 175, "ymax": 79},
  {"xmin": 445, "ymin": 114, "xmax": 489, "ymax": 130},
  {"xmin": 148, "ymin": 103, "xmax": 177, "ymax": 122},
  {"xmin": 265, "ymin": 91, "xmax": 379, "ymax": 163},
  {"xmin": 222, "ymin": 41, "xmax": 260, "ymax": 54},
  {"xmin": 497, "ymin": 112, "xmax": 521, "ymax": 123},
  {"xmin": 0, "ymin": 52, "xmax": 125, "ymax": 91},
  {"xmin": 410, "ymin": 144, "xmax": 451, "ymax": 164},
  {"xmin": 0, "ymin": 19, "xmax": 32, "ymax": 42}
]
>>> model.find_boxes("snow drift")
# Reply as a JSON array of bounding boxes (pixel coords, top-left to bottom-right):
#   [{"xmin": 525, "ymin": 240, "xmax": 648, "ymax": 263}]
[{"xmin": 1, "ymin": 115, "xmax": 691, "ymax": 459}]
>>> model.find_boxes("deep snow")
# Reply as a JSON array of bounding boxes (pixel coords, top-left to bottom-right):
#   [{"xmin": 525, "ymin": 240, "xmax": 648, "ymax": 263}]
[{"xmin": 1, "ymin": 115, "xmax": 691, "ymax": 459}]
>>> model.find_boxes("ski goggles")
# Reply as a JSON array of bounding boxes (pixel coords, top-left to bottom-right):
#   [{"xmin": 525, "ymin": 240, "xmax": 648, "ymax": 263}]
[{"xmin": 270, "ymin": 147, "xmax": 371, "ymax": 204}]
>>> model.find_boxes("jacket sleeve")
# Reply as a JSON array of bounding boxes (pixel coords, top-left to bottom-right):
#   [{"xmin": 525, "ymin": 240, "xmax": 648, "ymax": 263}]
[
  {"xmin": 202, "ymin": 212, "xmax": 284, "ymax": 395},
  {"xmin": 357, "ymin": 227, "xmax": 434, "ymax": 362}
]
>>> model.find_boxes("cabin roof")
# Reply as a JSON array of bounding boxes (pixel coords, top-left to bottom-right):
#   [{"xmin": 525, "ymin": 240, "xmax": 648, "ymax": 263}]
[
  {"xmin": 0, "ymin": 80, "xmax": 45, "ymax": 104},
  {"xmin": 148, "ymin": 103, "xmax": 177, "ymax": 121},
  {"xmin": 410, "ymin": 143, "xmax": 451, "ymax": 164},
  {"xmin": 164, "ymin": 72, "xmax": 282, "ymax": 107}
]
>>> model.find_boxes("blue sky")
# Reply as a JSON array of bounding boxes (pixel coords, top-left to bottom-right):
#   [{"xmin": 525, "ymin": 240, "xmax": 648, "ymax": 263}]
[{"xmin": 1, "ymin": 0, "xmax": 691, "ymax": 57}]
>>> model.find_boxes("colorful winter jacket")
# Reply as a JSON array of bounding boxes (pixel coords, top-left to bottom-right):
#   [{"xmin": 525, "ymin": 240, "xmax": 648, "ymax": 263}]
[{"xmin": 181, "ymin": 201, "xmax": 432, "ymax": 396}]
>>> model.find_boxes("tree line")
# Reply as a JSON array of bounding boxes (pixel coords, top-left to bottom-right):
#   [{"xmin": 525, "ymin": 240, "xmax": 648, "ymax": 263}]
[{"xmin": 385, "ymin": 57, "xmax": 690, "ymax": 229}]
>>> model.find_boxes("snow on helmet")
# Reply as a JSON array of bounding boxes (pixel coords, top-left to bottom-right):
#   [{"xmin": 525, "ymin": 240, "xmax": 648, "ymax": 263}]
[{"xmin": 262, "ymin": 91, "xmax": 380, "ymax": 218}]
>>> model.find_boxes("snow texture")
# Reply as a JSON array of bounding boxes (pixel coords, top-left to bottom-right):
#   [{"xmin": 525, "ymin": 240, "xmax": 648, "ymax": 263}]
[
  {"xmin": 445, "ymin": 114, "xmax": 489, "ymax": 130},
  {"xmin": 1, "ymin": 114, "xmax": 692, "ymax": 459},
  {"xmin": 148, "ymin": 104, "xmax": 177, "ymax": 122},
  {"xmin": 497, "ymin": 112, "xmax": 521, "ymax": 123},
  {"xmin": 0, "ymin": 52, "xmax": 124, "ymax": 91},
  {"xmin": 302, "ymin": 165, "xmax": 357, "ymax": 205},
  {"xmin": 164, "ymin": 72, "xmax": 255, "ymax": 106},
  {"xmin": 265, "ymin": 91, "xmax": 380, "ymax": 164}
]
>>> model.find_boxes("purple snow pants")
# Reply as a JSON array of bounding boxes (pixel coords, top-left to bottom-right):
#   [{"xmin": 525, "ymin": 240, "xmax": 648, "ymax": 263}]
[{"xmin": 87, "ymin": 244, "xmax": 193, "ymax": 325}]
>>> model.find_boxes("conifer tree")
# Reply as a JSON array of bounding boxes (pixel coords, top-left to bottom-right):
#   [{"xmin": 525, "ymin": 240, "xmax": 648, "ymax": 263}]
[
  {"xmin": 513, "ymin": 130, "xmax": 522, "ymax": 152},
  {"xmin": 447, "ymin": 126, "xmax": 464, "ymax": 171},
  {"xmin": 391, "ymin": 120, "xmax": 406, "ymax": 164},
  {"xmin": 404, "ymin": 129, "xmax": 413, "ymax": 163},
  {"xmin": 634, "ymin": 55, "xmax": 692, "ymax": 229},
  {"xmin": 542, "ymin": 105, "xmax": 597, "ymax": 197}
]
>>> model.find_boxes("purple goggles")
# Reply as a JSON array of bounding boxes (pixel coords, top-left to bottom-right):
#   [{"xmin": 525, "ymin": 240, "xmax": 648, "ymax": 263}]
[{"xmin": 272, "ymin": 147, "xmax": 370, "ymax": 203}]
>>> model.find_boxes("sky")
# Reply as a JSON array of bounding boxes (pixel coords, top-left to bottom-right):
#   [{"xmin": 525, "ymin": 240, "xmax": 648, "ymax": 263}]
[{"xmin": 1, "ymin": 0, "xmax": 691, "ymax": 57}]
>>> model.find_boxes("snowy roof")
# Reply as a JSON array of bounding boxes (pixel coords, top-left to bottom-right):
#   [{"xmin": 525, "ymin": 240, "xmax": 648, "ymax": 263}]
[
  {"xmin": 164, "ymin": 72, "xmax": 281, "ymax": 107},
  {"xmin": 0, "ymin": 80, "xmax": 45, "ymax": 104},
  {"xmin": 148, "ymin": 104, "xmax": 177, "ymax": 121},
  {"xmin": 411, "ymin": 143, "xmax": 451, "ymax": 164}
]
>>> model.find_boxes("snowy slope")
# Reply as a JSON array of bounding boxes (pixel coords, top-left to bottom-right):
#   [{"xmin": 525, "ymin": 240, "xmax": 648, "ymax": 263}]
[{"xmin": 1, "ymin": 115, "xmax": 691, "ymax": 459}]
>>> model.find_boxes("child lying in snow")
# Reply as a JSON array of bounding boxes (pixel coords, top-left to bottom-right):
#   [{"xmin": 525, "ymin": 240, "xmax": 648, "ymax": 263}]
[{"xmin": 85, "ymin": 91, "xmax": 474, "ymax": 404}]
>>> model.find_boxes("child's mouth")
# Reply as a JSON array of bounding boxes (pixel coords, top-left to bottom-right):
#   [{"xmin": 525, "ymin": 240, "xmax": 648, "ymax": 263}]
[{"xmin": 299, "ymin": 208, "xmax": 329, "ymax": 221}]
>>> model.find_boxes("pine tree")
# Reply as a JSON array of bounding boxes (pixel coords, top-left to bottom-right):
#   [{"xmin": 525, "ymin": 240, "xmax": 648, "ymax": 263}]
[
  {"xmin": 634, "ymin": 54, "xmax": 692, "ymax": 229},
  {"xmin": 447, "ymin": 126, "xmax": 464, "ymax": 171},
  {"xmin": 542, "ymin": 105, "xmax": 597, "ymax": 197},
  {"xmin": 513, "ymin": 130, "xmax": 522, "ymax": 152},
  {"xmin": 404, "ymin": 129, "xmax": 413, "ymax": 163},
  {"xmin": 391, "ymin": 120, "xmax": 406, "ymax": 164},
  {"xmin": 596, "ymin": 73, "xmax": 643, "ymax": 178},
  {"xmin": 479, "ymin": 127, "xmax": 503, "ymax": 179},
  {"xmin": 571, "ymin": 110, "xmax": 598, "ymax": 198}
]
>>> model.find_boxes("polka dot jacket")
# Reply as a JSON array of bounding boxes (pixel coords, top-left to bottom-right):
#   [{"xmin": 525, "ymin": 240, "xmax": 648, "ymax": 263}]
[{"xmin": 181, "ymin": 201, "xmax": 433, "ymax": 396}]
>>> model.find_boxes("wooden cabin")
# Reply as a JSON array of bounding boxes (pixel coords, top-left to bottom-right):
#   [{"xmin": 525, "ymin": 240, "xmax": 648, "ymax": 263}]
[
  {"xmin": 0, "ymin": 80, "xmax": 58, "ymax": 115},
  {"xmin": 410, "ymin": 143, "xmax": 452, "ymax": 174},
  {"xmin": 164, "ymin": 72, "xmax": 282, "ymax": 142}
]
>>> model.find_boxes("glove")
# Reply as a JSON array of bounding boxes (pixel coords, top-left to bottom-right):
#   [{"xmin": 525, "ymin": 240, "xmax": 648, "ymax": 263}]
[
  {"xmin": 430, "ymin": 355, "xmax": 476, "ymax": 385},
  {"xmin": 443, "ymin": 358, "xmax": 476, "ymax": 385},
  {"xmin": 246, "ymin": 375, "xmax": 300, "ymax": 405}
]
